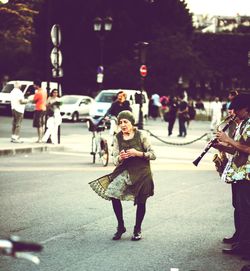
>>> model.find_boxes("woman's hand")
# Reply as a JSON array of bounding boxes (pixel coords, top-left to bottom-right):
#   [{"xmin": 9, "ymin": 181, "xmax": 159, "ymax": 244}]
[
  {"xmin": 125, "ymin": 148, "xmax": 140, "ymax": 158},
  {"xmin": 119, "ymin": 149, "xmax": 129, "ymax": 161},
  {"xmin": 119, "ymin": 148, "xmax": 142, "ymax": 161}
]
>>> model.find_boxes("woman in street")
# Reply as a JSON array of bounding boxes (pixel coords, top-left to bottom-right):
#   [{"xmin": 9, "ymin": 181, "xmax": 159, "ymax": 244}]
[
  {"xmin": 42, "ymin": 89, "xmax": 62, "ymax": 144},
  {"xmin": 105, "ymin": 110, "xmax": 156, "ymax": 241}
]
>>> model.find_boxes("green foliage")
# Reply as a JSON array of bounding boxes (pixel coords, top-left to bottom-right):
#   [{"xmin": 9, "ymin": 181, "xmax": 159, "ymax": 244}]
[
  {"xmin": 0, "ymin": 0, "xmax": 42, "ymax": 80},
  {"xmin": 34, "ymin": 0, "xmax": 194, "ymax": 93},
  {"xmin": 193, "ymin": 32, "xmax": 250, "ymax": 92},
  {"xmin": 2, "ymin": 0, "xmax": 250, "ymax": 97}
]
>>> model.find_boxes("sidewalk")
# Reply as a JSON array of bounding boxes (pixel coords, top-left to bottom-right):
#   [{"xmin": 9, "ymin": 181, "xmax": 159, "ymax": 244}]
[
  {"xmin": 0, "ymin": 119, "xmax": 211, "ymax": 157},
  {"xmin": 0, "ymin": 137, "xmax": 64, "ymax": 156}
]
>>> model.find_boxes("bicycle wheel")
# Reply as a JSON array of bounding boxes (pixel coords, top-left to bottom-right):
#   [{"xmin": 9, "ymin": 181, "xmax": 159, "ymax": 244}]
[
  {"xmin": 100, "ymin": 139, "xmax": 109, "ymax": 167},
  {"xmin": 91, "ymin": 136, "xmax": 97, "ymax": 164}
]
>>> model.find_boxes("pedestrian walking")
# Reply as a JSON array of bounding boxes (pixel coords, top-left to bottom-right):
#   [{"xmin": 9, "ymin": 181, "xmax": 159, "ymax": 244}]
[
  {"xmin": 42, "ymin": 89, "xmax": 62, "ymax": 144},
  {"xmin": 167, "ymin": 96, "xmax": 178, "ymax": 136},
  {"xmin": 213, "ymin": 94, "xmax": 250, "ymax": 260},
  {"xmin": 10, "ymin": 81, "xmax": 28, "ymax": 143},
  {"xmin": 177, "ymin": 94, "xmax": 189, "ymax": 137},
  {"xmin": 150, "ymin": 93, "xmax": 161, "ymax": 120},
  {"xmin": 32, "ymin": 80, "xmax": 47, "ymax": 143},
  {"xmin": 210, "ymin": 96, "xmax": 222, "ymax": 131},
  {"xmin": 159, "ymin": 95, "xmax": 169, "ymax": 121}
]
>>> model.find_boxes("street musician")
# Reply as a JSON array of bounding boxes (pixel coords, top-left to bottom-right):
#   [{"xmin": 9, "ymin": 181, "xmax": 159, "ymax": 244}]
[{"xmin": 213, "ymin": 93, "xmax": 250, "ymax": 260}]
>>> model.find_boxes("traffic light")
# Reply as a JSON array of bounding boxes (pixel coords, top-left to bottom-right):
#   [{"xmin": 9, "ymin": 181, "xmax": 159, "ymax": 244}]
[
  {"xmin": 140, "ymin": 42, "xmax": 149, "ymax": 64},
  {"xmin": 133, "ymin": 42, "xmax": 140, "ymax": 61},
  {"xmin": 133, "ymin": 42, "xmax": 149, "ymax": 64}
]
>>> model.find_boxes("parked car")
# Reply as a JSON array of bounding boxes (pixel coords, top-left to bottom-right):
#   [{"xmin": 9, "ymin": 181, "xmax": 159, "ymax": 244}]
[
  {"xmin": 0, "ymin": 81, "xmax": 59, "ymax": 113},
  {"xmin": 60, "ymin": 95, "xmax": 94, "ymax": 122},
  {"xmin": 89, "ymin": 89, "xmax": 149, "ymax": 124}
]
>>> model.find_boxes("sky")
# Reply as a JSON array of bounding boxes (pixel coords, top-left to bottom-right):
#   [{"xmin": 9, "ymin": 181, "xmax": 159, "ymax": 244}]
[{"xmin": 185, "ymin": 0, "xmax": 250, "ymax": 16}]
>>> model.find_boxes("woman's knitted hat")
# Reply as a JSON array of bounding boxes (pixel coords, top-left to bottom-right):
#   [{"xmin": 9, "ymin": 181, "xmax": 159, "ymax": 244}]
[{"xmin": 117, "ymin": 110, "xmax": 135, "ymax": 125}]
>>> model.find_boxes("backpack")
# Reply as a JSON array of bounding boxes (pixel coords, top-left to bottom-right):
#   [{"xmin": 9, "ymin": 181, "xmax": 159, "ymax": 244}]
[{"xmin": 161, "ymin": 98, "xmax": 168, "ymax": 106}]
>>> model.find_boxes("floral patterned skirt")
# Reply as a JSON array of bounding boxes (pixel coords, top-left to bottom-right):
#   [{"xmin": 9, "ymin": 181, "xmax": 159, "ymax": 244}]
[{"xmin": 105, "ymin": 170, "xmax": 134, "ymax": 201}]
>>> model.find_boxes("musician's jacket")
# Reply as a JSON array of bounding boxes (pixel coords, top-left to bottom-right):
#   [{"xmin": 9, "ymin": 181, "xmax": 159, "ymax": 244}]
[{"xmin": 225, "ymin": 118, "xmax": 250, "ymax": 182}]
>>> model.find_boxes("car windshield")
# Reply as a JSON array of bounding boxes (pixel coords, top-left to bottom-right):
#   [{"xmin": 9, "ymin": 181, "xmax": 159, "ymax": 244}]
[
  {"xmin": 60, "ymin": 96, "xmax": 79, "ymax": 104},
  {"xmin": 95, "ymin": 92, "xmax": 116, "ymax": 103},
  {"xmin": 1, "ymin": 84, "xmax": 26, "ymax": 93},
  {"xmin": 1, "ymin": 84, "xmax": 14, "ymax": 93}
]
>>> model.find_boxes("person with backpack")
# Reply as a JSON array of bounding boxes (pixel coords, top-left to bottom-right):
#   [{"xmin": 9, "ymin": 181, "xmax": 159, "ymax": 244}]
[{"xmin": 160, "ymin": 95, "xmax": 169, "ymax": 121}]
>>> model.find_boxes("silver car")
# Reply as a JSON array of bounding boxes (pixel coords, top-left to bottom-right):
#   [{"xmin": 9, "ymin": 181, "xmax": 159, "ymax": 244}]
[{"xmin": 60, "ymin": 95, "xmax": 94, "ymax": 122}]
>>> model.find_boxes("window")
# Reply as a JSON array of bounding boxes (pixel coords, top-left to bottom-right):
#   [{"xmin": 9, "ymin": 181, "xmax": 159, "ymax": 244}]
[
  {"xmin": 24, "ymin": 85, "xmax": 35, "ymax": 98},
  {"xmin": 95, "ymin": 92, "xmax": 116, "ymax": 103},
  {"xmin": 1, "ymin": 84, "xmax": 14, "ymax": 93}
]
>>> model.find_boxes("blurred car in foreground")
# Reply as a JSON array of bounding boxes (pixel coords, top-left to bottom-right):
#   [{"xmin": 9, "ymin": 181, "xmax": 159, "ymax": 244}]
[{"xmin": 60, "ymin": 95, "xmax": 94, "ymax": 122}]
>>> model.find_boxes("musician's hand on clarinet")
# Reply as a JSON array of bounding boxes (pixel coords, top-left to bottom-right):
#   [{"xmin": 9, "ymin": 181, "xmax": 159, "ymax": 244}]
[{"xmin": 216, "ymin": 131, "xmax": 230, "ymax": 144}]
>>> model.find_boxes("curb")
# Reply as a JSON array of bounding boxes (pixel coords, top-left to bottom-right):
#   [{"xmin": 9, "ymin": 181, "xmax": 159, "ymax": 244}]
[{"xmin": 0, "ymin": 144, "xmax": 65, "ymax": 157}]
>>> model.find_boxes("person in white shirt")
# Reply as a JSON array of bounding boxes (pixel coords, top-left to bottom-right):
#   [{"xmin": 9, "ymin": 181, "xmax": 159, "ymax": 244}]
[
  {"xmin": 210, "ymin": 96, "xmax": 222, "ymax": 131},
  {"xmin": 42, "ymin": 89, "xmax": 62, "ymax": 144},
  {"xmin": 150, "ymin": 93, "xmax": 161, "ymax": 119},
  {"xmin": 10, "ymin": 82, "xmax": 28, "ymax": 143}
]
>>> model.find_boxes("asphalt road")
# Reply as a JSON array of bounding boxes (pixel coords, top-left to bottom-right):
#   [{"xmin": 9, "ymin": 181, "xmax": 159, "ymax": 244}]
[{"xmin": 0, "ymin": 116, "xmax": 248, "ymax": 271}]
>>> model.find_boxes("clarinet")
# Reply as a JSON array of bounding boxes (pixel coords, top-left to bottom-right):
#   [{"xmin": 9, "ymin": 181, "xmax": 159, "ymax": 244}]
[{"xmin": 192, "ymin": 115, "xmax": 236, "ymax": 167}]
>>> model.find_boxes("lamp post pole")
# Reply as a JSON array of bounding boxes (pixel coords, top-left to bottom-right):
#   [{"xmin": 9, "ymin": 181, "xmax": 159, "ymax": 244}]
[
  {"xmin": 93, "ymin": 16, "xmax": 113, "ymax": 91},
  {"xmin": 136, "ymin": 42, "xmax": 149, "ymax": 130}
]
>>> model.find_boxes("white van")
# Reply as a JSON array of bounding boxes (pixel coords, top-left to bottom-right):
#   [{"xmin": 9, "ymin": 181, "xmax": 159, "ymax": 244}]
[
  {"xmin": 0, "ymin": 80, "xmax": 59, "ymax": 113},
  {"xmin": 89, "ymin": 89, "xmax": 149, "ymax": 124}
]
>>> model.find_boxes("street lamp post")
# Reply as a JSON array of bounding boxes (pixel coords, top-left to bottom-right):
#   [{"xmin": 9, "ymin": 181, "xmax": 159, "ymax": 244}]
[
  {"xmin": 93, "ymin": 16, "xmax": 113, "ymax": 91},
  {"xmin": 135, "ymin": 42, "xmax": 149, "ymax": 130}
]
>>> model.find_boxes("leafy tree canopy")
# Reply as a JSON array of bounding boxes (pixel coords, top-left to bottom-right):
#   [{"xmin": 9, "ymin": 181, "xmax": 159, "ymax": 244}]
[
  {"xmin": 33, "ymin": 0, "xmax": 194, "ymax": 95},
  {"xmin": 0, "ymin": 0, "xmax": 42, "ymax": 79}
]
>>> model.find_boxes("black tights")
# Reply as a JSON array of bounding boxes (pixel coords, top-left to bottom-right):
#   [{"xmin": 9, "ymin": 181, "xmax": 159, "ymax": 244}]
[{"xmin": 111, "ymin": 198, "xmax": 146, "ymax": 230}]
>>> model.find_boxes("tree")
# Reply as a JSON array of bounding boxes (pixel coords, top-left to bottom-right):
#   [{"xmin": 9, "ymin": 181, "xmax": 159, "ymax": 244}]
[
  {"xmin": 32, "ymin": 0, "xmax": 194, "ymax": 95},
  {"xmin": 0, "ymin": 0, "xmax": 42, "ymax": 81},
  {"xmin": 193, "ymin": 32, "xmax": 250, "ymax": 97}
]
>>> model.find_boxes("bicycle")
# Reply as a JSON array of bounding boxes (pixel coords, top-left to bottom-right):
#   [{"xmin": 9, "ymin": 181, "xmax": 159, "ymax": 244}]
[
  {"xmin": 0, "ymin": 235, "xmax": 43, "ymax": 265},
  {"xmin": 86, "ymin": 116, "xmax": 109, "ymax": 167}
]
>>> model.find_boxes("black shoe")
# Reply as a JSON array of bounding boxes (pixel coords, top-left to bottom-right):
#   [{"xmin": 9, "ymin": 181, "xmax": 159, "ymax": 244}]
[
  {"xmin": 222, "ymin": 245, "xmax": 242, "ymax": 255},
  {"xmin": 131, "ymin": 228, "xmax": 142, "ymax": 241},
  {"xmin": 222, "ymin": 236, "xmax": 239, "ymax": 244},
  {"xmin": 112, "ymin": 226, "xmax": 126, "ymax": 240}
]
